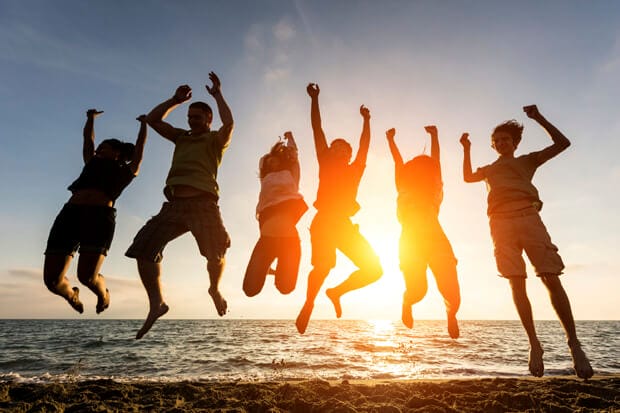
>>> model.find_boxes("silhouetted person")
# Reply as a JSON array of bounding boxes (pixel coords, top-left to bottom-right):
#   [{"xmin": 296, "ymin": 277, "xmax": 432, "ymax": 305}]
[
  {"xmin": 386, "ymin": 126, "xmax": 461, "ymax": 338},
  {"xmin": 126, "ymin": 72, "xmax": 233, "ymax": 339},
  {"xmin": 243, "ymin": 131, "xmax": 308, "ymax": 297},
  {"xmin": 44, "ymin": 109, "xmax": 147, "ymax": 314},
  {"xmin": 460, "ymin": 105, "xmax": 593, "ymax": 379},
  {"xmin": 296, "ymin": 83, "xmax": 383, "ymax": 334}
]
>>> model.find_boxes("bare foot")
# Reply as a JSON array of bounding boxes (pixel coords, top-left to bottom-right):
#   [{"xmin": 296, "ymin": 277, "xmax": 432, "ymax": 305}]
[
  {"xmin": 295, "ymin": 303, "xmax": 313, "ymax": 334},
  {"xmin": 528, "ymin": 344, "xmax": 544, "ymax": 377},
  {"xmin": 447, "ymin": 313, "xmax": 459, "ymax": 339},
  {"xmin": 569, "ymin": 342, "xmax": 594, "ymax": 379},
  {"xmin": 136, "ymin": 303, "xmax": 169, "ymax": 340},
  {"xmin": 209, "ymin": 288, "xmax": 227, "ymax": 316},
  {"xmin": 325, "ymin": 288, "xmax": 342, "ymax": 318},
  {"xmin": 67, "ymin": 287, "xmax": 84, "ymax": 314},
  {"xmin": 401, "ymin": 303, "xmax": 413, "ymax": 329},
  {"xmin": 96, "ymin": 289, "xmax": 110, "ymax": 314}
]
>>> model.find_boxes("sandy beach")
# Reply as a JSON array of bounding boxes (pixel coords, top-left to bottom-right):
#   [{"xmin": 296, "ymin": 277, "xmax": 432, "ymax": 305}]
[{"xmin": 1, "ymin": 375, "xmax": 618, "ymax": 412}]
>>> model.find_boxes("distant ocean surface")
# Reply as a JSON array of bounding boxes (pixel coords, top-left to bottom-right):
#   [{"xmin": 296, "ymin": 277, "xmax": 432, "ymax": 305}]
[{"xmin": 0, "ymin": 320, "xmax": 617, "ymax": 383}]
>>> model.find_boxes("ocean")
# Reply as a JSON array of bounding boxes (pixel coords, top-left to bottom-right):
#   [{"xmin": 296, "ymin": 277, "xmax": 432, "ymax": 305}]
[{"xmin": 0, "ymin": 320, "xmax": 617, "ymax": 383}]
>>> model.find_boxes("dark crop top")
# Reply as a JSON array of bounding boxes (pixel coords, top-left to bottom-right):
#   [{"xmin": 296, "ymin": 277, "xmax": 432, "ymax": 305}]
[{"xmin": 67, "ymin": 157, "xmax": 135, "ymax": 202}]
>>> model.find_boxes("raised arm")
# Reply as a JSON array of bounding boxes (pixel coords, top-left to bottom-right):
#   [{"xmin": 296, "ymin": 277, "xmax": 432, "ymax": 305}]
[
  {"xmin": 306, "ymin": 83, "xmax": 328, "ymax": 157},
  {"xmin": 129, "ymin": 115, "xmax": 148, "ymax": 175},
  {"xmin": 145, "ymin": 85, "xmax": 191, "ymax": 143},
  {"xmin": 82, "ymin": 109, "xmax": 103, "ymax": 164},
  {"xmin": 385, "ymin": 128, "xmax": 403, "ymax": 167},
  {"xmin": 460, "ymin": 133, "xmax": 484, "ymax": 183},
  {"xmin": 523, "ymin": 105, "xmax": 571, "ymax": 164},
  {"xmin": 352, "ymin": 105, "xmax": 371, "ymax": 166},
  {"xmin": 425, "ymin": 125, "xmax": 441, "ymax": 181},
  {"xmin": 283, "ymin": 130, "xmax": 300, "ymax": 184},
  {"xmin": 206, "ymin": 72, "xmax": 234, "ymax": 147}
]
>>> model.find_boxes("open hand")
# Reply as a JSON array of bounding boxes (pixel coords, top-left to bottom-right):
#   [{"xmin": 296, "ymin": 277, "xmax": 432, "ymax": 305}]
[
  {"xmin": 173, "ymin": 85, "xmax": 192, "ymax": 103},
  {"xmin": 206, "ymin": 72, "xmax": 221, "ymax": 95},
  {"xmin": 306, "ymin": 83, "xmax": 320, "ymax": 98}
]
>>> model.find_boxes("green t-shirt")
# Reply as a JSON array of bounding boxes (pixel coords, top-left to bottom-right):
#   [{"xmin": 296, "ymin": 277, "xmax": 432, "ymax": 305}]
[{"xmin": 164, "ymin": 130, "xmax": 228, "ymax": 199}]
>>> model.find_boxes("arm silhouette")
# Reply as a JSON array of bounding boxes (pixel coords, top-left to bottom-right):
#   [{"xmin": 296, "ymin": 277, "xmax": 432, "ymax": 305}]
[
  {"xmin": 206, "ymin": 72, "xmax": 234, "ymax": 147},
  {"xmin": 460, "ymin": 133, "xmax": 484, "ymax": 183},
  {"xmin": 129, "ymin": 115, "xmax": 148, "ymax": 175},
  {"xmin": 306, "ymin": 83, "xmax": 328, "ymax": 158},
  {"xmin": 523, "ymin": 105, "xmax": 571, "ymax": 165},
  {"xmin": 145, "ymin": 85, "xmax": 191, "ymax": 143},
  {"xmin": 82, "ymin": 109, "xmax": 103, "ymax": 164},
  {"xmin": 352, "ymin": 105, "xmax": 371, "ymax": 167}
]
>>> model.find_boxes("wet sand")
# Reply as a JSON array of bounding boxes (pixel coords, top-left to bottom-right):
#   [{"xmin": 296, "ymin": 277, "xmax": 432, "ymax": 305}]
[{"xmin": 1, "ymin": 375, "xmax": 618, "ymax": 412}]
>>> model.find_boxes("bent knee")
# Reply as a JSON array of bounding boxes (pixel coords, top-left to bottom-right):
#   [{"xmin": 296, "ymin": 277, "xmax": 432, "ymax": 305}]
[
  {"xmin": 77, "ymin": 272, "xmax": 97, "ymax": 285},
  {"xmin": 365, "ymin": 260, "xmax": 383, "ymax": 283}
]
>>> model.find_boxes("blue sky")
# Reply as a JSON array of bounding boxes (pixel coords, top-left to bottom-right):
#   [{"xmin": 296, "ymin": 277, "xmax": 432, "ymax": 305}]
[{"xmin": 0, "ymin": 0, "xmax": 618, "ymax": 321}]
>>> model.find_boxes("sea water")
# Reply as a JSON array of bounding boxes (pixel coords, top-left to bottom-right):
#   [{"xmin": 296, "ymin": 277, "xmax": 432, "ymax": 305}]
[{"xmin": 0, "ymin": 319, "xmax": 617, "ymax": 383}]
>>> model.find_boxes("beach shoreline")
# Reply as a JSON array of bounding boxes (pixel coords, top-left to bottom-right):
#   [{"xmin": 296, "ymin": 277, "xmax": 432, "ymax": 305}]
[{"xmin": 1, "ymin": 375, "xmax": 618, "ymax": 412}]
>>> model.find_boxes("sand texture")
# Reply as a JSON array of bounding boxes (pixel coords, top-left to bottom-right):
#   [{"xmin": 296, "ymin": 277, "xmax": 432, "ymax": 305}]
[{"xmin": 1, "ymin": 376, "xmax": 619, "ymax": 412}]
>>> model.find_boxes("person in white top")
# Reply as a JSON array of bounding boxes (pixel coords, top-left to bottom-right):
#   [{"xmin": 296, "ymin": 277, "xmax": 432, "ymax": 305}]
[{"xmin": 243, "ymin": 131, "xmax": 308, "ymax": 297}]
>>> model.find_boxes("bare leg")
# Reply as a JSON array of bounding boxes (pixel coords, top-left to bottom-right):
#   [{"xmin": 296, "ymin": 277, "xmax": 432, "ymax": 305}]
[
  {"xmin": 43, "ymin": 254, "xmax": 83, "ymax": 313},
  {"xmin": 325, "ymin": 261, "xmax": 382, "ymax": 319},
  {"xmin": 509, "ymin": 278, "xmax": 544, "ymax": 377},
  {"xmin": 432, "ymin": 263, "xmax": 461, "ymax": 339},
  {"xmin": 135, "ymin": 259, "xmax": 169, "ymax": 339},
  {"xmin": 207, "ymin": 258, "xmax": 227, "ymax": 316},
  {"xmin": 541, "ymin": 275, "xmax": 593, "ymax": 379},
  {"xmin": 243, "ymin": 238, "xmax": 275, "ymax": 297},
  {"xmin": 76, "ymin": 252, "xmax": 109, "ymax": 314},
  {"xmin": 296, "ymin": 266, "xmax": 330, "ymax": 334},
  {"xmin": 273, "ymin": 237, "xmax": 301, "ymax": 295},
  {"xmin": 399, "ymin": 264, "xmax": 428, "ymax": 329}
]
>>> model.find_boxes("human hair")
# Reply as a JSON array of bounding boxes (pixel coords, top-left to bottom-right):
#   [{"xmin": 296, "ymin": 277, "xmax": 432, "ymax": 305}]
[
  {"xmin": 189, "ymin": 101, "xmax": 213, "ymax": 116},
  {"xmin": 492, "ymin": 120, "xmax": 524, "ymax": 147},
  {"xmin": 259, "ymin": 141, "xmax": 297, "ymax": 179},
  {"xmin": 100, "ymin": 138, "xmax": 135, "ymax": 163},
  {"xmin": 401, "ymin": 155, "xmax": 442, "ymax": 205}
]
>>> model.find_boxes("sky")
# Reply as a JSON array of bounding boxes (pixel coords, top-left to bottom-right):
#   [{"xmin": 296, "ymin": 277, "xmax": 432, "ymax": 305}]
[{"xmin": 0, "ymin": 0, "xmax": 618, "ymax": 322}]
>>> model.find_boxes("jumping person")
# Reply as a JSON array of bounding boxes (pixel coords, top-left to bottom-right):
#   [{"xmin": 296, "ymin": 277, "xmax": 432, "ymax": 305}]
[
  {"xmin": 460, "ymin": 105, "xmax": 593, "ymax": 378},
  {"xmin": 243, "ymin": 131, "xmax": 308, "ymax": 297},
  {"xmin": 296, "ymin": 83, "xmax": 382, "ymax": 334},
  {"xmin": 126, "ymin": 72, "xmax": 234, "ymax": 339},
  {"xmin": 44, "ymin": 109, "xmax": 147, "ymax": 314},
  {"xmin": 386, "ymin": 125, "xmax": 461, "ymax": 338}
]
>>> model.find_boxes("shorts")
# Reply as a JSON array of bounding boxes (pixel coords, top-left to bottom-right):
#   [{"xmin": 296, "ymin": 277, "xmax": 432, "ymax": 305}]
[
  {"xmin": 309, "ymin": 212, "xmax": 380, "ymax": 271},
  {"xmin": 399, "ymin": 216, "xmax": 457, "ymax": 276},
  {"xmin": 44, "ymin": 203, "xmax": 116, "ymax": 257},
  {"xmin": 489, "ymin": 209, "xmax": 564, "ymax": 278},
  {"xmin": 125, "ymin": 195, "xmax": 230, "ymax": 263}
]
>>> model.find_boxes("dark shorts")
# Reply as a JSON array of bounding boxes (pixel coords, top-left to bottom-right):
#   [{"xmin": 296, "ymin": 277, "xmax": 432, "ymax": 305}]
[
  {"xmin": 125, "ymin": 195, "xmax": 230, "ymax": 263},
  {"xmin": 309, "ymin": 212, "xmax": 380, "ymax": 271},
  {"xmin": 44, "ymin": 203, "xmax": 116, "ymax": 257}
]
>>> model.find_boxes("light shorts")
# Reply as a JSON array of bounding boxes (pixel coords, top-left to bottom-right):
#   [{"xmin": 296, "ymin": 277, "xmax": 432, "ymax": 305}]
[
  {"xmin": 489, "ymin": 208, "xmax": 564, "ymax": 278},
  {"xmin": 126, "ymin": 195, "xmax": 230, "ymax": 263}
]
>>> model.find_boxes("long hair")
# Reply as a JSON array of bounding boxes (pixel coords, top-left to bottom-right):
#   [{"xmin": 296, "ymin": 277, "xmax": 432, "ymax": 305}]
[
  {"xmin": 259, "ymin": 141, "xmax": 297, "ymax": 179},
  {"xmin": 401, "ymin": 155, "xmax": 442, "ymax": 207}
]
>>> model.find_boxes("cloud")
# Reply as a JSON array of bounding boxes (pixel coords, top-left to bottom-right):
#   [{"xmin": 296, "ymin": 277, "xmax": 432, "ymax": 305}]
[{"xmin": 243, "ymin": 17, "xmax": 298, "ymax": 83}]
